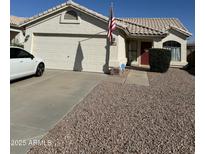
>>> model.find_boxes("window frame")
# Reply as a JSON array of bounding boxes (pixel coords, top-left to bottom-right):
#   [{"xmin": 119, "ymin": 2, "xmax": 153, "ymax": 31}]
[
  {"xmin": 10, "ymin": 48, "xmax": 34, "ymax": 59},
  {"xmin": 60, "ymin": 10, "xmax": 81, "ymax": 24},
  {"xmin": 163, "ymin": 41, "xmax": 181, "ymax": 62},
  {"xmin": 64, "ymin": 10, "xmax": 78, "ymax": 20}
]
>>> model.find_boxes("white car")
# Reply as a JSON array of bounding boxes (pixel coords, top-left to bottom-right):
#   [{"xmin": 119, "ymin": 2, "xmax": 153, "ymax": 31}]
[{"xmin": 10, "ymin": 46, "xmax": 45, "ymax": 80}]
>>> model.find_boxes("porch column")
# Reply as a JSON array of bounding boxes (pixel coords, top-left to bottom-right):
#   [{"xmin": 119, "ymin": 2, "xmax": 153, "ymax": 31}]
[{"xmin": 136, "ymin": 40, "xmax": 140, "ymax": 65}]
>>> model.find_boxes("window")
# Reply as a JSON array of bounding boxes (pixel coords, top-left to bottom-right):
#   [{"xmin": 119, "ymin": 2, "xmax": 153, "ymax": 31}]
[
  {"xmin": 128, "ymin": 41, "xmax": 138, "ymax": 63},
  {"xmin": 10, "ymin": 48, "xmax": 19, "ymax": 59},
  {"xmin": 10, "ymin": 48, "xmax": 33, "ymax": 59},
  {"xmin": 163, "ymin": 41, "xmax": 181, "ymax": 61},
  {"xmin": 60, "ymin": 10, "xmax": 80, "ymax": 24},
  {"xmin": 18, "ymin": 50, "xmax": 32, "ymax": 58},
  {"xmin": 64, "ymin": 10, "xmax": 78, "ymax": 20}
]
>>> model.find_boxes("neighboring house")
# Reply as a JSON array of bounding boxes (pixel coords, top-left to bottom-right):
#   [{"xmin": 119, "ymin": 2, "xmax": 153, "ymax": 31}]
[
  {"xmin": 10, "ymin": 0, "xmax": 192, "ymax": 73},
  {"xmin": 10, "ymin": 16, "xmax": 27, "ymax": 45}
]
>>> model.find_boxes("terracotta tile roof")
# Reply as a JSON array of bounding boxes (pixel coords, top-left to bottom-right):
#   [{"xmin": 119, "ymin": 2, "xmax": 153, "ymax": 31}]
[
  {"xmin": 117, "ymin": 18, "xmax": 191, "ymax": 36},
  {"xmin": 116, "ymin": 18, "xmax": 165, "ymax": 36},
  {"xmin": 119, "ymin": 18, "xmax": 188, "ymax": 31},
  {"xmin": 17, "ymin": 0, "xmax": 165, "ymax": 36},
  {"xmin": 11, "ymin": 0, "xmax": 191, "ymax": 37},
  {"xmin": 10, "ymin": 16, "xmax": 27, "ymax": 26},
  {"xmin": 20, "ymin": 0, "xmax": 109, "ymax": 26}
]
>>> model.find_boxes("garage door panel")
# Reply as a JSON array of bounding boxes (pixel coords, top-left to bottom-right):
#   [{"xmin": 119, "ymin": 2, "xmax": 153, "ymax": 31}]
[{"xmin": 33, "ymin": 35, "xmax": 107, "ymax": 72}]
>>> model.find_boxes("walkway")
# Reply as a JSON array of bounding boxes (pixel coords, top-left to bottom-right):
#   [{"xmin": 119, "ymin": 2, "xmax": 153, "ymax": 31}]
[
  {"xmin": 125, "ymin": 70, "xmax": 149, "ymax": 86},
  {"xmin": 105, "ymin": 69, "xmax": 150, "ymax": 86}
]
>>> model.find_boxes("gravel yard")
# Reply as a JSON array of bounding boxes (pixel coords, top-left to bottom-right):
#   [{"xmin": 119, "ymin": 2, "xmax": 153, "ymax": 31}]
[{"xmin": 28, "ymin": 68, "xmax": 195, "ymax": 154}]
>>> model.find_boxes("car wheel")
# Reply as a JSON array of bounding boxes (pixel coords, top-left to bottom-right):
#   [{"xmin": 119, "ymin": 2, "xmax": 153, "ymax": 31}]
[{"xmin": 36, "ymin": 63, "xmax": 45, "ymax": 77}]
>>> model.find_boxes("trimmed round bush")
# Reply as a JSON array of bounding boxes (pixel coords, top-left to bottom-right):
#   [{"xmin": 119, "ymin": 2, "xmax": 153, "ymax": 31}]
[{"xmin": 149, "ymin": 48, "xmax": 171, "ymax": 73}]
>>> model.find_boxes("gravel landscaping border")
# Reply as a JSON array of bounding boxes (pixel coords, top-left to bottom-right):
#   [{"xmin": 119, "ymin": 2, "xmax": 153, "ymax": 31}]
[{"xmin": 28, "ymin": 68, "xmax": 195, "ymax": 154}]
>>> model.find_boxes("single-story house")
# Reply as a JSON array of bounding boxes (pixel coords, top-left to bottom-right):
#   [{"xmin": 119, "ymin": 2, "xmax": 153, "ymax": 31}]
[{"xmin": 10, "ymin": 0, "xmax": 192, "ymax": 73}]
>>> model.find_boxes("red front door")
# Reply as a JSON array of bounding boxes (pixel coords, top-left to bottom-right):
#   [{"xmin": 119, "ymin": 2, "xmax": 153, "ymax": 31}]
[{"xmin": 141, "ymin": 42, "xmax": 152, "ymax": 65}]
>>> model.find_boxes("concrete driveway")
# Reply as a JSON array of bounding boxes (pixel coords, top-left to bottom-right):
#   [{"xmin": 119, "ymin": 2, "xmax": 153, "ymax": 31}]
[{"xmin": 11, "ymin": 69, "xmax": 107, "ymax": 154}]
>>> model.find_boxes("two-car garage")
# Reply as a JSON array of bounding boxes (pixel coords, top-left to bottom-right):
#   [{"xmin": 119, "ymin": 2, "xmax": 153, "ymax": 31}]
[
  {"xmin": 32, "ymin": 34, "xmax": 108, "ymax": 73},
  {"xmin": 22, "ymin": 3, "xmax": 121, "ymax": 73}
]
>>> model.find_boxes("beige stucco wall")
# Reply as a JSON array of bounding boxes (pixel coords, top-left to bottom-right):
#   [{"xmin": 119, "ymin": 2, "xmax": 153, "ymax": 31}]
[
  {"xmin": 24, "ymin": 7, "xmax": 122, "ymax": 69},
  {"xmin": 24, "ymin": 8, "xmax": 111, "ymax": 51},
  {"xmin": 117, "ymin": 34, "xmax": 127, "ymax": 65},
  {"xmin": 153, "ymin": 30, "xmax": 188, "ymax": 67}
]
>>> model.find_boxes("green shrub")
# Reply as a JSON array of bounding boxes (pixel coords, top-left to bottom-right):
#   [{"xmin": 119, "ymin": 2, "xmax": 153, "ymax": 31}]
[{"xmin": 149, "ymin": 48, "xmax": 171, "ymax": 73}]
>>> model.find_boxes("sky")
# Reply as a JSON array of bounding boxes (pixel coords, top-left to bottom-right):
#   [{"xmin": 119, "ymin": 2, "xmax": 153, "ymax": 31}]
[{"xmin": 10, "ymin": 0, "xmax": 195, "ymax": 41}]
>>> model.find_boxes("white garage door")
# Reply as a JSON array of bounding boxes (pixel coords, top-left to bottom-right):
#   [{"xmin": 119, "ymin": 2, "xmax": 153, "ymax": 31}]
[{"xmin": 33, "ymin": 34, "xmax": 107, "ymax": 73}]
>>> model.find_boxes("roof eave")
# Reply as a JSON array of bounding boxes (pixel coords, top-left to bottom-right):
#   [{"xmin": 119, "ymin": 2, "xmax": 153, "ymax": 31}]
[
  {"xmin": 167, "ymin": 26, "xmax": 192, "ymax": 37},
  {"xmin": 10, "ymin": 24, "xmax": 24, "ymax": 30},
  {"xmin": 10, "ymin": 24, "xmax": 19, "ymax": 28},
  {"xmin": 20, "ymin": 2, "xmax": 110, "ymax": 27},
  {"xmin": 127, "ymin": 33, "xmax": 167, "ymax": 38},
  {"xmin": 20, "ymin": 4, "xmax": 70, "ymax": 27}
]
